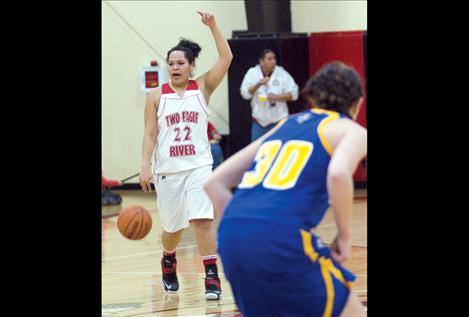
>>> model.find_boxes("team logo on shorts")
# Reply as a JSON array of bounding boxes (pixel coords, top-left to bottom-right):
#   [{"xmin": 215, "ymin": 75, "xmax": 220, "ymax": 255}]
[
  {"xmin": 162, "ymin": 176, "xmax": 166, "ymax": 179},
  {"xmin": 316, "ymin": 237, "xmax": 325, "ymax": 249}
]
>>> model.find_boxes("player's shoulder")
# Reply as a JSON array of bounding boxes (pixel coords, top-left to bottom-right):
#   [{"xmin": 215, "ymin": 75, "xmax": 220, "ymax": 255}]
[
  {"xmin": 145, "ymin": 86, "xmax": 162, "ymax": 108},
  {"xmin": 147, "ymin": 86, "xmax": 162, "ymax": 99},
  {"xmin": 323, "ymin": 116, "xmax": 367, "ymax": 145},
  {"xmin": 328, "ymin": 116, "xmax": 365, "ymax": 131}
]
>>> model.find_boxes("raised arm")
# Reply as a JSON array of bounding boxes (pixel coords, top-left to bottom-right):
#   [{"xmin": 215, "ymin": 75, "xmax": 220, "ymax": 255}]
[{"xmin": 196, "ymin": 11, "xmax": 233, "ymax": 99}]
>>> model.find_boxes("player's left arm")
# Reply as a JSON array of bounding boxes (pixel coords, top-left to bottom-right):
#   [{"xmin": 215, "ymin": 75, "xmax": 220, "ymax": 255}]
[
  {"xmin": 204, "ymin": 138, "xmax": 263, "ymax": 216},
  {"xmin": 325, "ymin": 119, "xmax": 367, "ymax": 262},
  {"xmin": 204, "ymin": 119, "xmax": 286, "ymax": 216},
  {"xmin": 195, "ymin": 11, "xmax": 233, "ymax": 103}
]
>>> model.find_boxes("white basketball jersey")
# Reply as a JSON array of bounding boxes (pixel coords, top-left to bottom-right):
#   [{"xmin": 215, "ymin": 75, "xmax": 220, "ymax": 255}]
[{"xmin": 152, "ymin": 80, "xmax": 213, "ymax": 174}]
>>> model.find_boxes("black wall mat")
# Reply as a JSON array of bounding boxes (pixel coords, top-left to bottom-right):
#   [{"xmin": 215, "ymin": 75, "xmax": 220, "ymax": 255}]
[{"xmin": 244, "ymin": 0, "xmax": 291, "ymax": 32}]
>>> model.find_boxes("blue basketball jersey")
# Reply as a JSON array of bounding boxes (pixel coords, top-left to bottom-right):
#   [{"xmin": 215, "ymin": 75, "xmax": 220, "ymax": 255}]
[
  {"xmin": 223, "ymin": 108, "xmax": 349, "ymax": 230},
  {"xmin": 218, "ymin": 108, "xmax": 357, "ymax": 316}
]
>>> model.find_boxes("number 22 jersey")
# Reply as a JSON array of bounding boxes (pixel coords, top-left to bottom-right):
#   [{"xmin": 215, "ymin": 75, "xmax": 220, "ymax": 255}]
[{"xmin": 152, "ymin": 80, "xmax": 213, "ymax": 174}]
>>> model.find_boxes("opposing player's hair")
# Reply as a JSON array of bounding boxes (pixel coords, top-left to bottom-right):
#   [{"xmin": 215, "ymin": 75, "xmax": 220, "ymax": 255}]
[
  {"xmin": 301, "ymin": 62, "xmax": 363, "ymax": 118},
  {"xmin": 166, "ymin": 38, "xmax": 202, "ymax": 65}
]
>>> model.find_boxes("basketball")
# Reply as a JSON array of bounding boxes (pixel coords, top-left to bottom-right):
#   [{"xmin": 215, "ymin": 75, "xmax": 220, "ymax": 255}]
[{"xmin": 117, "ymin": 205, "xmax": 152, "ymax": 240}]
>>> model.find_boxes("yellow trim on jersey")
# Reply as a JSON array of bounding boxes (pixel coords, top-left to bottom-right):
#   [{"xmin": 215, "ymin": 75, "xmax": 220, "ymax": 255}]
[
  {"xmin": 301, "ymin": 228, "xmax": 355, "ymax": 317},
  {"xmin": 319, "ymin": 257, "xmax": 335, "ymax": 317},
  {"xmin": 301, "ymin": 229, "xmax": 353, "ymax": 289},
  {"xmin": 322, "ymin": 258, "xmax": 354, "ymax": 289},
  {"xmin": 301, "ymin": 229, "xmax": 319, "ymax": 261},
  {"xmin": 263, "ymin": 117, "xmax": 288, "ymax": 138},
  {"xmin": 310, "ymin": 108, "xmax": 340, "ymax": 155},
  {"xmin": 275, "ymin": 117, "xmax": 288, "ymax": 128}
]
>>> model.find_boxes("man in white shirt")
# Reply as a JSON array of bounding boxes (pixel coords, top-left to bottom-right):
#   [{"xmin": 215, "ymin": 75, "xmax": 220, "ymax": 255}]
[{"xmin": 240, "ymin": 49, "xmax": 299, "ymax": 141}]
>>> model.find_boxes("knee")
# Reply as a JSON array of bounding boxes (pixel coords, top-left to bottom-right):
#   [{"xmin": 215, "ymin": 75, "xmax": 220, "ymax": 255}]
[
  {"xmin": 163, "ymin": 229, "xmax": 184, "ymax": 237},
  {"xmin": 191, "ymin": 219, "xmax": 213, "ymax": 232}
]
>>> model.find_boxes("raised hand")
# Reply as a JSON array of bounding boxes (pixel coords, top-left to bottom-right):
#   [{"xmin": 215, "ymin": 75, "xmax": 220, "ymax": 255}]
[
  {"xmin": 259, "ymin": 76, "xmax": 270, "ymax": 86},
  {"xmin": 267, "ymin": 93, "xmax": 278, "ymax": 104},
  {"xmin": 197, "ymin": 11, "xmax": 216, "ymax": 27}
]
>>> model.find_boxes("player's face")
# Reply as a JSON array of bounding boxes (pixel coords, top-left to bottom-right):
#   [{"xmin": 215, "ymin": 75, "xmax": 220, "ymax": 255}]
[
  {"xmin": 260, "ymin": 52, "xmax": 277, "ymax": 73},
  {"xmin": 168, "ymin": 51, "xmax": 193, "ymax": 85}
]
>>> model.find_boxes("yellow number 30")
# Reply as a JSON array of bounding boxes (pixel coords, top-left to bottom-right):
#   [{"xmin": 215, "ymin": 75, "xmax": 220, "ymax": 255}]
[{"xmin": 238, "ymin": 140, "xmax": 313, "ymax": 190}]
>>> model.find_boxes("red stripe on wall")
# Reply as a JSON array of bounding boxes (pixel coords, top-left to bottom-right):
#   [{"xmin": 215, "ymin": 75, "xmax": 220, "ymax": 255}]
[{"xmin": 309, "ymin": 31, "xmax": 367, "ymax": 181}]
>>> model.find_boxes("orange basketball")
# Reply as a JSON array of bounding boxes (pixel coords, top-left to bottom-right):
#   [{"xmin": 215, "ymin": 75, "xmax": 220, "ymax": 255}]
[{"xmin": 117, "ymin": 205, "xmax": 152, "ymax": 240}]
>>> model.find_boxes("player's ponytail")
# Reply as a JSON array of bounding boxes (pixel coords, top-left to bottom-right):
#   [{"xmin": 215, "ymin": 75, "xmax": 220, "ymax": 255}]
[{"xmin": 166, "ymin": 38, "xmax": 202, "ymax": 65}]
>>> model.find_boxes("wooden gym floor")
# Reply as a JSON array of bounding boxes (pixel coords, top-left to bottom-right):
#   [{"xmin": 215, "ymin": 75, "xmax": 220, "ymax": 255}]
[{"xmin": 102, "ymin": 189, "xmax": 367, "ymax": 316}]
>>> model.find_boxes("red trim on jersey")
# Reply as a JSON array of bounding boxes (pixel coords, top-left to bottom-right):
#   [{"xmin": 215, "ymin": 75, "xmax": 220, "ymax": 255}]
[
  {"xmin": 186, "ymin": 80, "xmax": 199, "ymax": 90},
  {"xmin": 162, "ymin": 80, "xmax": 199, "ymax": 95},
  {"xmin": 161, "ymin": 83, "xmax": 174, "ymax": 94}
]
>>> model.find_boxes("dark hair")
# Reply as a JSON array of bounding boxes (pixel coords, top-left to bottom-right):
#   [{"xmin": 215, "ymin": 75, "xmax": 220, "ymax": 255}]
[
  {"xmin": 259, "ymin": 49, "xmax": 275, "ymax": 60},
  {"xmin": 301, "ymin": 62, "xmax": 363, "ymax": 117},
  {"xmin": 166, "ymin": 38, "xmax": 201, "ymax": 65}
]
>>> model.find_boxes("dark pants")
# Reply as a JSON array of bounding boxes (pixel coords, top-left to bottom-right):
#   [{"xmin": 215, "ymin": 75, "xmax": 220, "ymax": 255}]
[
  {"xmin": 251, "ymin": 121, "xmax": 278, "ymax": 141},
  {"xmin": 211, "ymin": 143, "xmax": 224, "ymax": 170}
]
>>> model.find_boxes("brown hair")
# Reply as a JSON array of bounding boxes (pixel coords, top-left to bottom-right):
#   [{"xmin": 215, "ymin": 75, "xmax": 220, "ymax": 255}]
[
  {"xmin": 301, "ymin": 62, "xmax": 363, "ymax": 117},
  {"xmin": 166, "ymin": 38, "xmax": 201, "ymax": 65},
  {"xmin": 259, "ymin": 49, "xmax": 275, "ymax": 60}
]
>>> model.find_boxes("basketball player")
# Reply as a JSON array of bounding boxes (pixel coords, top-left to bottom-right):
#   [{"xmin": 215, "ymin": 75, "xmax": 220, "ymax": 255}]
[
  {"xmin": 139, "ymin": 11, "xmax": 232, "ymax": 300},
  {"xmin": 204, "ymin": 62, "xmax": 367, "ymax": 316}
]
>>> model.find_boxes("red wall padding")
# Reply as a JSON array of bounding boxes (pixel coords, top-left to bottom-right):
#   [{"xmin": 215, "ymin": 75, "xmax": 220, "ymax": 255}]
[{"xmin": 309, "ymin": 31, "xmax": 367, "ymax": 181}]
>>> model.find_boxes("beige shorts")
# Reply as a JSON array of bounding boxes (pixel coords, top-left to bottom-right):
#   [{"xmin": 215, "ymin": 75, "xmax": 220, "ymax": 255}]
[{"xmin": 154, "ymin": 165, "xmax": 214, "ymax": 233}]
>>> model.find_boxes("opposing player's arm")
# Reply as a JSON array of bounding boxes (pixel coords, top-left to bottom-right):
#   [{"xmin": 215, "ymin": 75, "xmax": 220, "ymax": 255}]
[
  {"xmin": 204, "ymin": 139, "xmax": 263, "ymax": 216},
  {"xmin": 140, "ymin": 88, "xmax": 161, "ymax": 192},
  {"xmin": 196, "ymin": 12, "xmax": 233, "ymax": 103},
  {"xmin": 325, "ymin": 119, "xmax": 367, "ymax": 242},
  {"xmin": 204, "ymin": 120, "xmax": 286, "ymax": 216}
]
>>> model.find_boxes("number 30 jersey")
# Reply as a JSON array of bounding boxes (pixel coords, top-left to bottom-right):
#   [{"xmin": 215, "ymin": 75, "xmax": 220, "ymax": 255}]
[
  {"xmin": 152, "ymin": 80, "xmax": 213, "ymax": 174},
  {"xmin": 222, "ymin": 108, "xmax": 349, "ymax": 230}
]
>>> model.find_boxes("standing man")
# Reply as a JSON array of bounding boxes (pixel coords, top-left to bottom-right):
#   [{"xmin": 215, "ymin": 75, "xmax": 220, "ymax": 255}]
[{"xmin": 240, "ymin": 49, "xmax": 299, "ymax": 141}]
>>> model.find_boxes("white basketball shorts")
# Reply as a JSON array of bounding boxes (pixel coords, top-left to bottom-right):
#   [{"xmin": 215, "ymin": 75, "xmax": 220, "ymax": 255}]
[{"xmin": 154, "ymin": 165, "xmax": 214, "ymax": 233}]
